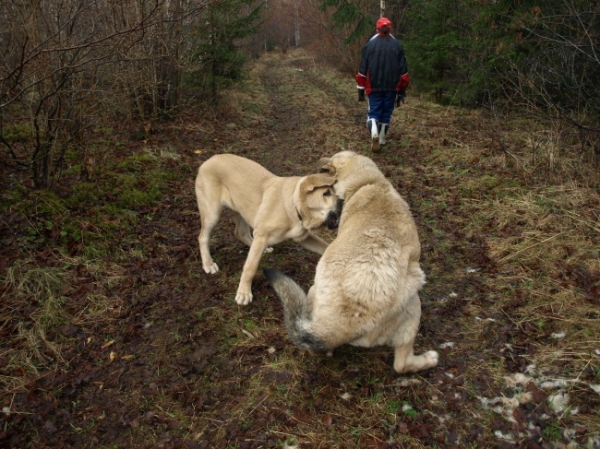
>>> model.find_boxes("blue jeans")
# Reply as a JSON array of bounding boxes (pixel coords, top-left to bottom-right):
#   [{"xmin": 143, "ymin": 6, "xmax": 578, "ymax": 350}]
[{"xmin": 367, "ymin": 91, "xmax": 396, "ymax": 125}]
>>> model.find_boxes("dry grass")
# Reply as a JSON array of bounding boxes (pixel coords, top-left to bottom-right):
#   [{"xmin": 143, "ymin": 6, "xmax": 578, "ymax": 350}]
[
  {"xmin": 1, "ymin": 261, "xmax": 69, "ymax": 390},
  {"xmin": 392, "ymin": 87, "xmax": 600, "ymax": 446}
]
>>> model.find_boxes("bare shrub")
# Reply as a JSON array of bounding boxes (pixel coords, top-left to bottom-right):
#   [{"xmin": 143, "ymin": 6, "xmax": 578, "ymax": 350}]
[{"xmin": 0, "ymin": 0, "xmax": 216, "ymax": 188}]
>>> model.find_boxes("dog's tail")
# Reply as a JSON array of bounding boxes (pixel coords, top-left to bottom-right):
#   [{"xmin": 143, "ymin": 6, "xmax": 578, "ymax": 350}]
[{"xmin": 263, "ymin": 268, "xmax": 329, "ymax": 353}]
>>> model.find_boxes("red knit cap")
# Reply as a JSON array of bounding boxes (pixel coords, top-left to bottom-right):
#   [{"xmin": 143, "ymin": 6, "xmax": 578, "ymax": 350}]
[{"xmin": 376, "ymin": 17, "xmax": 392, "ymax": 29}]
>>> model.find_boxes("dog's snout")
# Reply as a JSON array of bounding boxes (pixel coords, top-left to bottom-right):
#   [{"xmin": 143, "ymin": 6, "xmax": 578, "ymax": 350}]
[{"xmin": 325, "ymin": 210, "xmax": 339, "ymax": 230}]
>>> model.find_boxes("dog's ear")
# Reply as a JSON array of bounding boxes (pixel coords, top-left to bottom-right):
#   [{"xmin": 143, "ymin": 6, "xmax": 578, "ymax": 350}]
[
  {"xmin": 318, "ymin": 157, "xmax": 336, "ymax": 176},
  {"xmin": 304, "ymin": 173, "xmax": 337, "ymax": 192}
]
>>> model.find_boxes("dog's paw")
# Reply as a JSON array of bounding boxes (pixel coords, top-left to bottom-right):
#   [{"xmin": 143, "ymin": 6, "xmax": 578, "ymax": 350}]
[
  {"xmin": 394, "ymin": 349, "xmax": 440, "ymax": 374},
  {"xmin": 203, "ymin": 262, "xmax": 219, "ymax": 274},
  {"xmin": 235, "ymin": 291, "xmax": 253, "ymax": 306},
  {"xmin": 264, "ymin": 247, "xmax": 274, "ymax": 254},
  {"xmin": 423, "ymin": 350, "xmax": 440, "ymax": 368}
]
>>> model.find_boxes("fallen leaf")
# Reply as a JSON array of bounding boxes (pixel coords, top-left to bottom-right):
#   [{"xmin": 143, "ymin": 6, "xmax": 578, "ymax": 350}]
[
  {"xmin": 101, "ymin": 340, "xmax": 115, "ymax": 349},
  {"xmin": 320, "ymin": 413, "xmax": 333, "ymax": 425},
  {"xmin": 241, "ymin": 329, "xmax": 255, "ymax": 339}
]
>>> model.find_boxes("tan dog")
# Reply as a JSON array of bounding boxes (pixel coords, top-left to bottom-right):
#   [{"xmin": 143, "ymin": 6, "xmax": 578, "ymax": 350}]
[
  {"xmin": 264, "ymin": 151, "xmax": 438, "ymax": 374},
  {"xmin": 195, "ymin": 154, "xmax": 340, "ymax": 305}
]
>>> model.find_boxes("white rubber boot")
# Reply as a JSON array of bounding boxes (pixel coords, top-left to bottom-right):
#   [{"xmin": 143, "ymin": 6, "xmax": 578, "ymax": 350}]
[
  {"xmin": 367, "ymin": 119, "xmax": 380, "ymax": 152},
  {"xmin": 379, "ymin": 123, "xmax": 389, "ymax": 146}
]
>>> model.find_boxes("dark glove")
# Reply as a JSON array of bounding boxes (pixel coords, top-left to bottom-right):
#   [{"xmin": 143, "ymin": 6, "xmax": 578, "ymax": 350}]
[
  {"xmin": 396, "ymin": 91, "xmax": 406, "ymax": 107},
  {"xmin": 358, "ymin": 89, "xmax": 365, "ymax": 102}
]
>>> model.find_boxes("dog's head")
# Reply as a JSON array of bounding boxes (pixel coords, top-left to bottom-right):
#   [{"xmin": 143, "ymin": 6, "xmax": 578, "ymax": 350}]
[
  {"xmin": 318, "ymin": 150, "xmax": 360, "ymax": 176},
  {"xmin": 296, "ymin": 173, "xmax": 341, "ymax": 230},
  {"xmin": 319, "ymin": 151, "xmax": 382, "ymax": 200}
]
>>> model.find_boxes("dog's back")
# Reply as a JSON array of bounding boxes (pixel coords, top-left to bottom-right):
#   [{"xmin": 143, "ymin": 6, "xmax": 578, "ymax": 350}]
[
  {"xmin": 198, "ymin": 154, "xmax": 273, "ymax": 200},
  {"xmin": 313, "ymin": 175, "xmax": 424, "ymax": 344},
  {"xmin": 196, "ymin": 154, "xmax": 276, "ymax": 220}
]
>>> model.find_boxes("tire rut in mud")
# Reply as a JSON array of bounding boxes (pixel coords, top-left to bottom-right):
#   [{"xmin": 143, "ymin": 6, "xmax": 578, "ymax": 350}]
[
  {"xmin": 254, "ymin": 55, "xmax": 359, "ymax": 169},
  {"xmin": 258, "ymin": 59, "xmax": 316, "ymax": 156}
]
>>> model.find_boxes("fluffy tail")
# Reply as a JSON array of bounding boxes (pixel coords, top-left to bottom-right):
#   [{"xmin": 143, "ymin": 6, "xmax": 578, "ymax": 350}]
[{"xmin": 263, "ymin": 268, "xmax": 328, "ymax": 352}]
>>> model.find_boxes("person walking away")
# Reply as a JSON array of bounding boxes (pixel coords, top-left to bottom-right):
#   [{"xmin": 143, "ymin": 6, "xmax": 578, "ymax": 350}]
[{"xmin": 356, "ymin": 17, "xmax": 410, "ymax": 152}]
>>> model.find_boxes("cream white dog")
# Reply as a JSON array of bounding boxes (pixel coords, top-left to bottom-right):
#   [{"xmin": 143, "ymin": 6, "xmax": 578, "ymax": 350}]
[
  {"xmin": 195, "ymin": 154, "xmax": 341, "ymax": 305},
  {"xmin": 264, "ymin": 151, "xmax": 439, "ymax": 374}
]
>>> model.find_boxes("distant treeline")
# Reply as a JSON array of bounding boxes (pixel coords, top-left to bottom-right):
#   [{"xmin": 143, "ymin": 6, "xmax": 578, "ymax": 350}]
[{"xmin": 1, "ymin": 0, "xmax": 598, "ymax": 189}]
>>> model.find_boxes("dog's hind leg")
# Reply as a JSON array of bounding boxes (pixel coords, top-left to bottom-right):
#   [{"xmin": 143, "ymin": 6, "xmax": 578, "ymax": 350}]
[
  {"xmin": 391, "ymin": 293, "xmax": 439, "ymax": 374},
  {"xmin": 393, "ymin": 343, "xmax": 439, "ymax": 374},
  {"xmin": 233, "ymin": 213, "xmax": 254, "ymax": 247},
  {"xmin": 233, "ymin": 213, "xmax": 273, "ymax": 253},
  {"xmin": 197, "ymin": 191, "xmax": 221, "ymax": 274}
]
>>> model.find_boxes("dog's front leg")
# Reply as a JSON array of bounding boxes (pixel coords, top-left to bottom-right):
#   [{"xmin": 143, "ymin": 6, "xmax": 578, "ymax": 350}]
[
  {"xmin": 299, "ymin": 234, "xmax": 329, "ymax": 255},
  {"xmin": 235, "ymin": 233, "xmax": 270, "ymax": 305}
]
